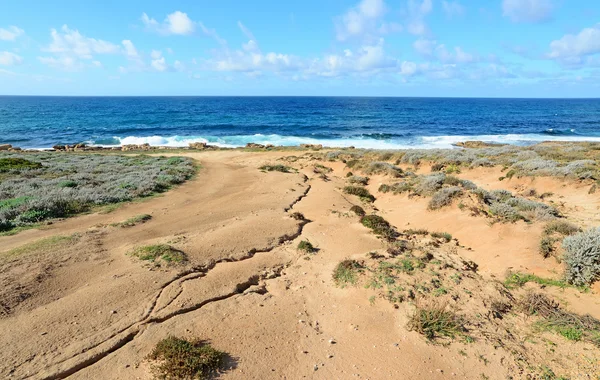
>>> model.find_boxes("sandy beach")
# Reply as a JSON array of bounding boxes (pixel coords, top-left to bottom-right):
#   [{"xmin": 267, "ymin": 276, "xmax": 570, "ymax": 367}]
[{"xmin": 1, "ymin": 145, "xmax": 600, "ymax": 379}]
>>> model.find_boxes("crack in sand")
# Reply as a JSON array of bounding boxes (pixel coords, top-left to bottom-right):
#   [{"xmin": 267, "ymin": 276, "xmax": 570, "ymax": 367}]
[{"xmin": 30, "ymin": 180, "xmax": 313, "ymax": 380}]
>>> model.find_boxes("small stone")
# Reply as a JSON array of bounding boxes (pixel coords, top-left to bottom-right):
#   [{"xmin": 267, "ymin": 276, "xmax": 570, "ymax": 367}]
[
  {"xmin": 40, "ymin": 332, "xmax": 47, "ymax": 336},
  {"xmin": 328, "ymin": 354, "xmax": 334, "ymax": 359},
  {"xmin": 328, "ymin": 338, "xmax": 336, "ymax": 344},
  {"xmin": 313, "ymin": 365, "xmax": 319, "ymax": 371},
  {"xmin": 111, "ymin": 310, "xmax": 117, "ymax": 314}
]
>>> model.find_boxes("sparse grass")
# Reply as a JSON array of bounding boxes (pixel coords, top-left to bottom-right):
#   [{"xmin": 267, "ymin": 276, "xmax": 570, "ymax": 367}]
[
  {"xmin": 349, "ymin": 205, "xmax": 366, "ymax": 217},
  {"xmin": 431, "ymin": 232, "xmax": 452, "ymax": 242},
  {"xmin": 130, "ymin": 244, "xmax": 186, "ymax": 265},
  {"xmin": 2, "ymin": 235, "xmax": 78, "ymax": 259},
  {"xmin": 403, "ymin": 228, "xmax": 429, "ymax": 235},
  {"xmin": 543, "ymin": 220, "xmax": 579, "ymax": 236},
  {"xmin": 344, "ymin": 186, "xmax": 375, "ymax": 202},
  {"xmin": 297, "ymin": 240, "xmax": 316, "ymax": 253},
  {"xmin": 111, "ymin": 214, "xmax": 152, "ymax": 228},
  {"xmin": 504, "ymin": 272, "xmax": 580, "ymax": 290},
  {"xmin": 520, "ymin": 292, "xmax": 600, "ymax": 347},
  {"xmin": 147, "ymin": 336, "xmax": 226, "ymax": 380},
  {"xmin": 407, "ymin": 302, "xmax": 465, "ymax": 340},
  {"xmin": 259, "ymin": 164, "xmax": 295, "ymax": 173},
  {"xmin": 360, "ymin": 214, "xmax": 398, "ymax": 241},
  {"xmin": 347, "ymin": 175, "xmax": 369, "ymax": 185},
  {"xmin": 333, "ymin": 259, "xmax": 363, "ymax": 287}
]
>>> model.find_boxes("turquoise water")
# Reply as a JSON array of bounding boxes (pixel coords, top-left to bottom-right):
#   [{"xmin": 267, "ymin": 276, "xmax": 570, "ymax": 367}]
[{"xmin": 0, "ymin": 96, "xmax": 599, "ymax": 149}]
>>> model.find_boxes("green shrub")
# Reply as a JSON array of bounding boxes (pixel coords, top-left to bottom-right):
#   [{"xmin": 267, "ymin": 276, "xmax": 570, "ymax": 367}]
[
  {"xmin": 333, "ymin": 259, "xmax": 363, "ymax": 287},
  {"xmin": 428, "ymin": 187, "xmax": 463, "ymax": 210},
  {"xmin": 563, "ymin": 228, "xmax": 600, "ymax": 286},
  {"xmin": 147, "ymin": 336, "xmax": 225, "ymax": 380},
  {"xmin": 431, "ymin": 232, "xmax": 452, "ymax": 242},
  {"xmin": 407, "ymin": 303, "xmax": 464, "ymax": 340},
  {"xmin": 543, "ymin": 220, "xmax": 579, "ymax": 236},
  {"xmin": 361, "ymin": 215, "xmax": 398, "ymax": 241},
  {"xmin": 58, "ymin": 180, "xmax": 78, "ymax": 188},
  {"xmin": 350, "ymin": 205, "xmax": 366, "ymax": 216},
  {"xmin": 297, "ymin": 240, "xmax": 316, "ymax": 253},
  {"xmin": 344, "ymin": 186, "xmax": 375, "ymax": 202},
  {"xmin": 0, "ymin": 157, "xmax": 42, "ymax": 172},
  {"xmin": 348, "ymin": 175, "xmax": 369, "ymax": 185}
]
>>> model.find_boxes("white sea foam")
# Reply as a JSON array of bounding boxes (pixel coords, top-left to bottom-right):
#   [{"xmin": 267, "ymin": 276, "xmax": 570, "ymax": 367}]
[{"xmin": 93, "ymin": 133, "xmax": 600, "ymax": 150}]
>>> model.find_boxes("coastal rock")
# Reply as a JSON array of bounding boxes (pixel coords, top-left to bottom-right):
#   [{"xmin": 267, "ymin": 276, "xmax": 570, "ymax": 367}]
[
  {"xmin": 8, "ymin": 147, "xmax": 21, "ymax": 151},
  {"xmin": 453, "ymin": 141, "xmax": 507, "ymax": 148},
  {"xmin": 122, "ymin": 143, "xmax": 152, "ymax": 151},
  {"xmin": 300, "ymin": 144, "xmax": 323, "ymax": 150},
  {"xmin": 53, "ymin": 145, "xmax": 66, "ymax": 151},
  {"xmin": 189, "ymin": 142, "xmax": 208, "ymax": 150},
  {"xmin": 0, "ymin": 144, "xmax": 12, "ymax": 151},
  {"xmin": 246, "ymin": 143, "xmax": 266, "ymax": 149}
]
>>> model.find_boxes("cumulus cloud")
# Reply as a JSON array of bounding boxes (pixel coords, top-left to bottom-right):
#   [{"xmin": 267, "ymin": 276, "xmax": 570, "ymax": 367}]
[
  {"xmin": 442, "ymin": 1, "xmax": 465, "ymax": 18},
  {"xmin": 406, "ymin": 0, "xmax": 433, "ymax": 35},
  {"xmin": 0, "ymin": 26, "xmax": 25, "ymax": 41},
  {"xmin": 413, "ymin": 39, "xmax": 477, "ymax": 63},
  {"xmin": 502, "ymin": 0, "xmax": 553, "ymax": 23},
  {"xmin": 335, "ymin": 0, "xmax": 388, "ymax": 41},
  {"xmin": 547, "ymin": 24, "xmax": 600, "ymax": 66},
  {"xmin": 0, "ymin": 51, "xmax": 24, "ymax": 66},
  {"xmin": 44, "ymin": 25, "xmax": 120, "ymax": 58},
  {"xmin": 141, "ymin": 11, "xmax": 195, "ymax": 35},
  {"xmin": 413, "ymin": 39, "xmax": 437, "ymax": 56}
]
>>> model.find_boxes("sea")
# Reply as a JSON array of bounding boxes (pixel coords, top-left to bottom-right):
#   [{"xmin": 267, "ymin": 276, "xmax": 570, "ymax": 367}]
[{"xmin": 0, "ymin": 96, "xmax": 599, "ymax": 150}]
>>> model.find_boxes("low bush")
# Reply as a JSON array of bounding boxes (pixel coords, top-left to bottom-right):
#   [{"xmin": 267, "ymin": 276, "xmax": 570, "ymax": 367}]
[
  {"xmin": 344, "ymin": 186, "xmax": 375, "ymax": 202},
  {"xmin": 297, "ymin": 240, "xmax": 316, "ymax": 253},
  {"xmin": 333, "ymin": 259, "xmax": 363, "ymax": 287},
  {"xmin": 347, "ymin": 175, "xmax": 369, "ymax": 185},
  {"xmin": 407, "ymin": 302, "xmax": 465, "ymax": 340},
  {"xmin": 431, "ymin": 232, "xmax": 452, "ymax": 242},
  {"xmin": 0, "ymin": 153, "xmax": 195, "ymax": 232},
  {"xmin": 350, "ymin": 205, "xmax": 366, "ymax": 216},
  {"xmin": 428, "ymin": 187, "xmax": 463, "ymax": 210},
  {"xmin": 563, "ymin": 228, "xmax": 600, "ymax": 286},
  {"xmin": 147, "ymin": 336, "xmax": 225, "ymax": 380},
  {"xmin": 363, "ymin": 162, "xmax": 404, "ymax": 178},
  {"xmin": 361, "ymin": 215, "xmax": 398, "ymax": 241}
]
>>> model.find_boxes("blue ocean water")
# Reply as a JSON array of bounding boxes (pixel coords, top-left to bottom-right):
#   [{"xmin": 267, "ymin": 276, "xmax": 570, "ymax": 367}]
[{"xmin": 0, "ymin": 96, "xmax": 599, "ymax": 149}]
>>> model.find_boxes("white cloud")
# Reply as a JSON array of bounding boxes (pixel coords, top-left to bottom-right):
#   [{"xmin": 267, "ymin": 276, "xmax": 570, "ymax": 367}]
[
  {"xmin": 37, "ymin": 56, "xmax": 83, "ymax": 71},
  {"xmin": 502, "ymin": 0, "xmax": 553, "ymax": 23},
  {"xmin": 335, "ymin": 0, "xmax": 387, "ymax": 41},
  {"xmin": 122, "ymin": 40, "xmax": 140, "ymax": 60},
  {"xmin": 44, "ymin": 25, "xmax": 120, "ymax": 58},
  {"xmin": 198, "ymin": 22, "xmax": 227, "ymax": 45},
  {"xmin": 406, "ymin": 0, "xmax": 433, "ymax": 36},
  {"xmin": 237, "ymin": 21, "xmax": 255, "ymax": 41},
  {"xmin": 151, "ymin": 50, "xmax": 163, "ymax": 59},
  {"xmin": 547, "ymin": 24, "xmax": 600, "ymax": 66},
  {"xmin": 400, "ymin": 61, "xmax": 418, "ymax": 76},
  {"xmin": 437, "ymin": 45, "xmax": 476, "ymax": 64},
  {"xmin": 442, "ymin": 1, "xmax": 465, "ymax": 18},
  {"xmin": 0, "ymin": 26, "xmax": 24, "ymax": 41},
  {"xmin": 413, "ymin": 39, "xmax": 437, "ymax": 56},
  {"xmin": 141, "ymin": 11, "xmax": 195, "ymax": 35},
  {"xmin": 151, "ymin": 57, "xmax": 168, "ymax": 72},
  {"xmin": 0, "ymin": 51, "xmax": 23, "ymax": 66}
]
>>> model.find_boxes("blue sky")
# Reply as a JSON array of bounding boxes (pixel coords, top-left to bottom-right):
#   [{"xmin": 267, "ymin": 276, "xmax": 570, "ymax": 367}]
[{"xmin": 0, "ymin": 0, "xmax": 599, "ymax": 97}]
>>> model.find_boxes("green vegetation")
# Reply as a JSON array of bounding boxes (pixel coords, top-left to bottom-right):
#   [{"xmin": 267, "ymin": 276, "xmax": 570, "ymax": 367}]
[
  {"xmin": 431, "ymin": 232, "xmax": 452, "ymax": 242},
  {"xmin": 2, "ymin": 235, "xmax": 78, "ymax": 259},
  {"xmin": 0, "ymin": 152, "xmax": 195, "ymax": 233},
  {"xmin": 130, "ymin": 244, "xmax": 186, "ymax": 265},
  {"xmin": 0, "ymin": 157, "xmax": 42, "ymax": 172},
  {"xmin": 539, "ymin": 220, "xmax": 579, "ymax": 258},
  {"xmin": 504, "ymin": 272, "xmax": 581, "ymax": 290},
  {"xmin": 360, "ymin": 214, "xmax": 398, "ymax": 241},
  {"xmin": 259, "ymin": 164, "xmax": 294, "ymax": 173},
  {"xmin": 407, "ymin": 303, "xmax": 465, "ymax": 340},
  {"xmin": 343, "ymin": 186, "xmax": 375, "ymax": 202},
  {"xmin": 349, "ymin": 205, "xmax": 366, "ymax": 217},
  {"xmin": 111, "ymin": 214, "xmax": 152, "ymax": 228},
  {"xmin": 333, "ymin": 259, "xmax": 363, "ymax": 287},
  {"xmin": 297, "ymin": 240, "xmax": 316, "ymax": 253},
  {"xmin": 521, "ymin": 292, "xmax": 600, "ymax": 347},
  {"xmin": 147, "ymin": 336, "xmax": 226, "ymax": 380},
  {"xmin": 563, "ymin": 228, "xmax": 600, "ymax": 286}
]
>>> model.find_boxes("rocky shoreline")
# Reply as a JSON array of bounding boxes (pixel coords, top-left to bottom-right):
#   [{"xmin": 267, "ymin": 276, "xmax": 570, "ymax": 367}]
[{"xmin": 0, "ymin": 142, "xmax": 327, "ymax": 152}]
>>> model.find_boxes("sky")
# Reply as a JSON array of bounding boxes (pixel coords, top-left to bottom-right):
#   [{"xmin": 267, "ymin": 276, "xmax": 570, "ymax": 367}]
[{"xmin": 0, "ymin": 0, "xmax": 599, "ymax": 97}]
